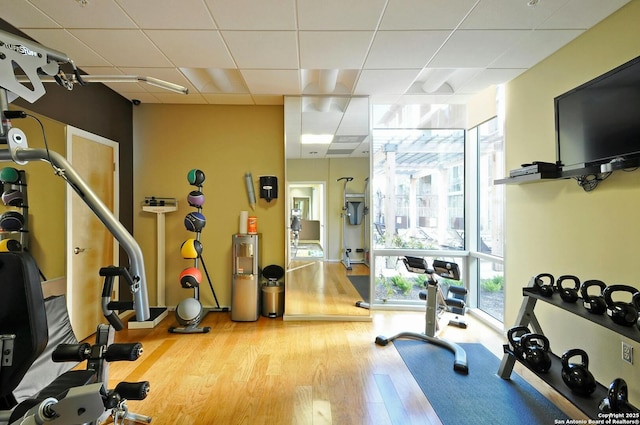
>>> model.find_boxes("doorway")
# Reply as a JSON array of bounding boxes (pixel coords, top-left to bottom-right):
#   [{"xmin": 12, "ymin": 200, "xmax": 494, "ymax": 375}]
[
  {"xmin": 287, "ymin": 182, "xmax": 325, "ymax": 263},
  {"xmin": 66, "ymin": 126, "xmax": 119, "ymax": 341}
]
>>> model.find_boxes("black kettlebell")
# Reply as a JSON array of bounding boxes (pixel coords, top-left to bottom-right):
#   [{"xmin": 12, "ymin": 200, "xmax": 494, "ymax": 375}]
[
  {"xmin": 506, "ymin": 326, "xmax": 531, "ymax": 359},
  {"xmin": 533, "ymin": 273, "xmax": 554, "ymax": 297},
  {"xmin": 561, "ymin": 348, "xmax": 596, "ymax": 396},
  {"xmin": 520, "ymin": 333, "xmax": 552, "ymax": 373},
  {"xmin": 633, "ymin": 292, "xmax": 640, "ymax": 330},
  {"xmin": 603, "ymin": 284, "xmax": 639, "ymax": 327},
  {"xmin": 556, "ymin": 275, "xmax": 580, "ymax": 303},
  {"xmin": 580, "ymin": 279, "xmax": 607, "ymax": 315},
  {"xmin": 599, "ymin": 378, "xmax": 630, "ymax": 413}
]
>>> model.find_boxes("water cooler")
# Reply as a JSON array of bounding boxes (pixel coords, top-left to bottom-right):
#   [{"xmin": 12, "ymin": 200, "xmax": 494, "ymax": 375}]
[{"xmin": 231, "ymin": 233, "xmax": 261, "ymax": 321}]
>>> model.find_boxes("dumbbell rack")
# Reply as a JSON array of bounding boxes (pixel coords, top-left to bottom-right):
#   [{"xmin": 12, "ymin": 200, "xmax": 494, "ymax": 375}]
[
  {"xmin": 1, "ymin": 168, "xmax": 28, "ymax": 250},
  {"xmin": 498, "ymin": 279, "xmax": 640, "ymax": 418}
]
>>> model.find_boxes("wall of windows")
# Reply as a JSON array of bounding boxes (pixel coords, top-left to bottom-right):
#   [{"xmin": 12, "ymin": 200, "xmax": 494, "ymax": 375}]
[{"xmin": 370, "ymin": 93, "xmax": 505, "ymax": 323}]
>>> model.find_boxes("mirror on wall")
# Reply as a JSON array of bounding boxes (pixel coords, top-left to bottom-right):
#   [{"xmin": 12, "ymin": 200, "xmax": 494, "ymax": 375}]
[{"xmin": 284, "ymin": 95, "xmax": 371, "ymax": 319}]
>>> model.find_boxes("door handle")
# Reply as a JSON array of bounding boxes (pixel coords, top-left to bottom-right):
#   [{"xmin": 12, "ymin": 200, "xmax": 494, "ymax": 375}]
[{"xmin": 74, "ymin": 247, "xmax": 86, "ymax": 255}]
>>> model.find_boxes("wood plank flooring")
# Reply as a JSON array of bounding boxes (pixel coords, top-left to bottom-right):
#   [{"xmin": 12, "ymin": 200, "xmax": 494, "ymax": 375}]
[
  {"xmin": 285, "ymin": 260, "xmax": 370, "ymax": 319},
  {"xmin": 101, "ymin": 308, "xmax": 585, "ymax": 424}
]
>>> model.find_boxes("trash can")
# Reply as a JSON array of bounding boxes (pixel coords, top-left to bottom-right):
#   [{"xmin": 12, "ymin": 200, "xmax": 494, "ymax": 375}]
[{"xmin": 261, "ymin": 265, "xmax": 285, "ymax": 318}]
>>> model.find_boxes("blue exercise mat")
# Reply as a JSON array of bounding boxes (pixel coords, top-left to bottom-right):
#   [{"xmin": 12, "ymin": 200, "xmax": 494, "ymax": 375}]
[{"xmin": 393, "ymin": 341, "xmax": 571, "ymax": 425}]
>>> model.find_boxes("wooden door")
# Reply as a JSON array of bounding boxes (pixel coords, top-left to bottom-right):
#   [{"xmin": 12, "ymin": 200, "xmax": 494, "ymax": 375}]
[{"xmin": 66, "ymin": 127, "xmax": 119, "ymax": 341}]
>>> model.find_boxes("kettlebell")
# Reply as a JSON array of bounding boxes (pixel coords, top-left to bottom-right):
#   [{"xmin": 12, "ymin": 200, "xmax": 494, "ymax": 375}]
[
  {"xmin": 580, "ymin": 279, "xmax": 607, "ymax": 315},
  {"xmin": 520, "ymin": 333, "xmax": 552, "ymax": 373},
  {"xmin": 556, "ymin": 275, "xmax": 580, "ymax": 303},
  {"xmin": 506, "ymin": 326, "xmax": 531, "ymax": 359},
  {"xmin": 533, "ymin": 273, "xmax": 554, "ymax": 297},
  {"xmin": 599, "ymin": 378, "xmax": 630, "ymax": 413},
  {"xmin": 603, "ymin": 284, "xmax": 639, "ymax": 327},
  {"xmin": 561, "ymin": 348, "xmax": 596, "ymax": 396},
  {"xmin": 633, "ymin": 292, "xmax": 640, "ymax": 330}
]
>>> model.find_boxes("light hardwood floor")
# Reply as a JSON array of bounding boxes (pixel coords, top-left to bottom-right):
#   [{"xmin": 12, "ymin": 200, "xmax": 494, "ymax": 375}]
[
  {"xmin": 99, "ymin": 263, "xmax": 585, "ymax": 425},
  {"xmin": 285, "ymin": 260, "xmax": 370, "ymax": 319}
]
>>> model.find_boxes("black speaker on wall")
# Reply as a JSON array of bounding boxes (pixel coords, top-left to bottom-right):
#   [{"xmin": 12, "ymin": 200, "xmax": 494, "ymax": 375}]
[{"xmin": 259, "ymin": 176, "xmax": 278, "ymax": 202}]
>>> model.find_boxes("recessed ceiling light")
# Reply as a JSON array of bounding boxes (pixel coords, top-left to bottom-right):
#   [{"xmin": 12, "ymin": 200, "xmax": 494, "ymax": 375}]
[{"xmin": 301, "ymin": 134, "xmax": 334, "ymax": 144}]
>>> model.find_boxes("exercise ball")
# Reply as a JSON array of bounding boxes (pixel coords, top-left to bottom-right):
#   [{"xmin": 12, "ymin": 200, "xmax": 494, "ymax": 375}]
[
  {"xmin": 175, "ymin": 297, "xmax": 203, "ymax": 326},
  {"xmin": 184, "ymin": 212, "xmax": 206, "ymax": 233},
  {"xmin": 187, "ymin": 190, "xmax": 205, "ymax": 208},
  {"xmin": 187, "ymin": 169, "xmax": 205, "ymax": 186},
  {"xmin": 2, "ymin": 189, "xmax": 23, "ymax": 206},
  {"xmin": 0, "ymin": 211, "xmax": 24, "ymax": 231},
  {"xmin": 0, "ymin": 167, "xmax": 19, "ymax": 184},
  {"xmin": 0, "ymin": 238, "xmax": 22, "ymax": 252},
  {"xmin": 180, "ymin": 238, "xmax": 203, "ymax": 259},
  {"xmin": 179, "ymin": 267, "xmax": 202, "ymax": 289}
]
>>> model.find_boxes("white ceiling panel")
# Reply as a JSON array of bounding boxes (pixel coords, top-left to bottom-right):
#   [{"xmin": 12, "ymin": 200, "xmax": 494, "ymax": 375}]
[
  {"xmin": 364, "ymin": 31, "xmax": 451, "ymax": 69},
  {"xmin": 0, "ymin": 0, "xmax": 60, "ymax": 28},
  {"xmin": 299, "ymin": 31, "xmax": 373, "ymax": 69},
  {"xmin": 355, "ymin": 70, "xmax": 422, "ymax": 95},
  {"xmin": 428, "ymin": 30, "xmax": 530, "ymax": 68},
  {"xmin": 379, "ymin": 0, "xmax": 479, "ymax": 30},
  {"xmin": 491, "ymin": 29, "xmax": 585, "ymax": 68},
  {"xmin": 116, "ymin": 0, "xmax": 217, "ymax": 30},
  {"xmin": 241, "ymin": 70, "xmax": 300, "ymax": 94},
  {"xmin": 297, "ymin": 0, "xmax": 387, "ymax": 30},
  {"xmin": 539, "ymin": 0, "xmax": 632, "ymax": 29},
  {"xmin": 205, "ymin": 0, "xmax": 297, "ymax": 30},
  {"xmin": 21, "ymin": 29, "xmax": 112, "ymax": 67},
  {"xmin": 459, "ymin": 0, "xmax": 570, "ymax": 30},
  {"xmin": 27, "ymin": 0, "xmax": 137, "ymax": 29},
  {"xmin": 222, "ymin": 31, "xmax": 299, "ymax": 69},
  {"xmin": 69, "ymin": 29, "xmax": 173, "ymax": 67},
  {"xmin": 144, "ymin": 30, "xmax": 235, "ymax": 68}
]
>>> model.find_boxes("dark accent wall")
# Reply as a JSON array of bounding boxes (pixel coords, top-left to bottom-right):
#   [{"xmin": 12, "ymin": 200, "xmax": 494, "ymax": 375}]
[{"xmin": 1, "ymin": 19, "xmax": 134, "ymax": 239}]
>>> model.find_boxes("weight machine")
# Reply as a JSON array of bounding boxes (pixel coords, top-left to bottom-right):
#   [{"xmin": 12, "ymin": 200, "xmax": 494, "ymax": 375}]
[
  {"xmin": 0, "ymin": 28, "xmax": 186, "ymax": 424},
  {"xmin": 375, "ymin": 256, "xmax": 469, "ymax": 374},
  {"xmin": 337, "ymin": 176, "xmax": 367, "ymax": 270}
]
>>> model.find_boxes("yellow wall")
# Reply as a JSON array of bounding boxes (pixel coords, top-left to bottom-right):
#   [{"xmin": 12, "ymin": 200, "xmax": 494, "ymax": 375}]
[
  {"xmin": 0, "ymin": 110, "xmax": 67, "ymax": 279},
  {"xmin": 287, "ymin": 157, "xmax": 369, "ymax": 260},
  {"xmin": 133, "ymin": 104, "xmax": 284, "ymax": 309},
  {"xmin": 505, "ymin": 0, "xmax": 640, "ymax": 403}
]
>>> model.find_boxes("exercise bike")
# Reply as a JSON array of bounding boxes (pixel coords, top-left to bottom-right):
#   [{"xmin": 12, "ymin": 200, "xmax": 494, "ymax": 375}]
[{"xmin": 375, "ymin": 256, "xmax": 469, "ymax": 374}]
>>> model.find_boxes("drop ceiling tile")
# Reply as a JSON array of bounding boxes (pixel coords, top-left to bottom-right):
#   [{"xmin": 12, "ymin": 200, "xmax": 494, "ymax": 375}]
[
  {"xmin": 0, "ymin": 0, "xmax": 61, "ymax": 28},
  {"xmin": 20, "ymin": 29, "xmax": 112, "ymax": 67},
  {"xmin": 205, "ymin": 0, "xmax": 297, "ymax": 30},
  {"xmin": 240, "ymin": 70, "xmax": 300, "ymax": 94},
  {"xmin": 364, "ymin": 31, "xmax": 451, "ymax": 69},
  {"xmin": 491, "ymin": 29, "xmax": 584, "ymax": 68},
  {"xmin": 299, "ymin": 31, "xmax": 373, "ymax": 69},
  {"xmin": 456, "ymin": 68, "xmax": 526, "ymax": 93},
  {"xmin": 26, "ymin": 0, "xmax": 137, "ymax": 28},
  {"xmin": 68, "ymin": 29, "xmax": 172, "ymax": 67},
  {"xmin": 202, "ymin": 94, "xmax": 255, "ymax": 104},
  {"xmin": 125, "ymin": 92, "xmax": 162, "ymax": 103},
  {"xmin": 222, "ymin": 31, "xmax": 298, "ymax": 69},
  {"xmin": 459, "ymin": 0, "xmax": 569, "ymax": 30},
  {"xmin": 355, "ymin": 70, "xmax": 421, "ymax": 95},
  {"xmin": 380, "ymin": 0, "xmax": 478, "ymax": 30},
  {"xmin": 297, "ymin": 0, "xmax": 386, "ymax": 30},
  {"xmin": 115, "ymin": 0, "xmax": 217, "ymax": 29},
  {"xmin": 144, "ymin": 30, "xmax": 235, "ymax": 68},
  {"xmin": 539, "ymin": 0, "xmax": 632, "ymax": 29},
  {"xmin": 428, "ymin": 30, "xmax": 529, "ymax": 68}
]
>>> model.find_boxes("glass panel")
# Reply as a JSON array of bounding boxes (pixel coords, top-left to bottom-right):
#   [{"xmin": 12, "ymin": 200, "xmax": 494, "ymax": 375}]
[
  {"xmin": 371, "ymin": 127, "xmax": 465, "ymax": 250},
  {"xmin": 477, "ymin": 117, "xmax": 505, "ymax": 256},
  {"xmin": 478, "ymin": 258, "xmax": 504, "ymax": 321},
  {"xmin": 374, "ymin": 255, "xmax": 466, "ymax": 305}
]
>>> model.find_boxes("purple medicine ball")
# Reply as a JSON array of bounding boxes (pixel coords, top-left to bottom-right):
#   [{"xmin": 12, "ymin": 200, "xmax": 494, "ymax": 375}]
[{"xmin": 187, "ymin": 190, "xmax": 205, "ymax": 208}]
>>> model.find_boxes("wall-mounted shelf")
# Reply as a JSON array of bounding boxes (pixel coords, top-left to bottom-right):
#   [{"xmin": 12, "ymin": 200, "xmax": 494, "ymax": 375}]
[
  {"xmin": 494, "ymin": 173, "xmax": 561, "ymax": 185},
  {"xmin": 498, "ymin": 283, "xmax": 639, "ymax": 418}
]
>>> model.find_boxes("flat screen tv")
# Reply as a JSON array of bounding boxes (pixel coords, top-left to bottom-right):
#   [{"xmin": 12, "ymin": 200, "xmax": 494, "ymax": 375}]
[{"xmin": 555, "ymin": 54, "xmax": 640, "ymax": 172}]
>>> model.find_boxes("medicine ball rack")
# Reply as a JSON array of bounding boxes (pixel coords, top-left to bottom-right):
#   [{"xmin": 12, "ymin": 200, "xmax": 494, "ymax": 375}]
[
  {"xmin": 0, "ymin": 168, "xmax": 28, "ymax": 251},
  {"xmin": 498, "ymin": 279, "xmax": 640, "ymax": 418}
]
